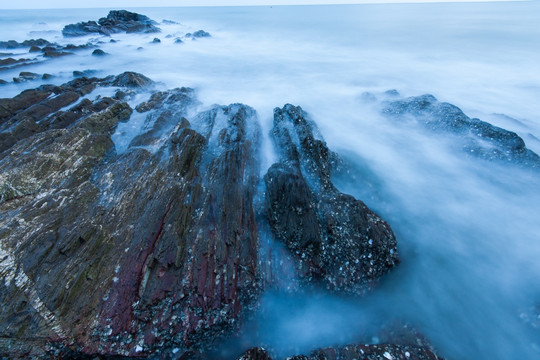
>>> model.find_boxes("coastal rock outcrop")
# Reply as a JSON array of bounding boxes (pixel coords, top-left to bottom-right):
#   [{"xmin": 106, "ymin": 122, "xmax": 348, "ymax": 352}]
[
  {"xmin": 382, "ymin": 94, "xmax": 540, "ymax": 168},
  {"xmin": 263, "ymin": 104, "xmax": 399, "ymax": 293},
  {"xmin": 0, "ymin": 76, "xmax": 404, "ymax": 358},
  {"xmin": 0, "ymin": 74, "xmax": 264, "ymax": 358},
  {"xmin": 62, "ymin": 10, "xmax": 161, "ymax": 37}
]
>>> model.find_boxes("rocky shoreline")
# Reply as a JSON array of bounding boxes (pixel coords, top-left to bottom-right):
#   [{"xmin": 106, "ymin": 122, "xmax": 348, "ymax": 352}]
[{"xmin": 2, "ymin": 9, "xmax": 540, "ymax": 360}]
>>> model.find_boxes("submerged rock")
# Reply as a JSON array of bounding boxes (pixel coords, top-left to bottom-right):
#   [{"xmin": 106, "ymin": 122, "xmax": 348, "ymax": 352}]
[
  {"xmin": 62, "ymin": 10, "xmax": 161, "ymax": 37},
  {"xmin": 263, "ymin": 104, "xmax": 399, "ymax": 293},
  {"xmin": 382, "ymin": 94, "xmax": 540, "ymax": 167},
  {"xmin": 186, "ymin": 30, "xmax": 212, "ymax": 39},
  {"xmin": 92, "ymin": 49, "xmax": 108, "ymax": 56}
]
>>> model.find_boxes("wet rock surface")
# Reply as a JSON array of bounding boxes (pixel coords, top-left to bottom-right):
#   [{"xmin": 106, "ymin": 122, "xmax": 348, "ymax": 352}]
[
  {"xmin": 382, "ymin": 94, "xmax": 540, "ymax": 167},
  {"xmin": 263, "ymin": 104, "xmax": 399, "ymax": 293},
  {"xmin": 62, "ymin": 10, "xmax": 161, "ymax": 37},
  {"xmin": 0, "ymin": 74, "xmax": 263, "ymax": 358}
]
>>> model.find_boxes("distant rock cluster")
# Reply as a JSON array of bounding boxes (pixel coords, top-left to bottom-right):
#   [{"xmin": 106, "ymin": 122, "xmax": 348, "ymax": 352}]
[{"xmin": 62, "ymin": 10, "xmax": 161, "ymax": 37}]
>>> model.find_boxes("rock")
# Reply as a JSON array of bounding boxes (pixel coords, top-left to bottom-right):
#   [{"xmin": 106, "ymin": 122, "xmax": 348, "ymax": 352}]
[
  {"xmin": 109, "ymin": 71, "xmax": 154, "ymax": 88},
  {"xmin": 382, "ymin": 94, "xmax": 540, "ymax": 167},
  {"xmin": 62, "ymin": 10, "xmax": 161, "ymax": 37},
  {"xmin": 114, "ymin": 90, "xmax": 126, "ymax": 100},
  {"xmin": 13, "ymin": 71, "xmax": 40, "ymax": 83},
  {"xmin": 0, "ymin": 79, "xmax": 7, "ymax": 85},
  {"xmin": 73, "ymin": 69, "xmax": 97, "ymax": 77},
  {"xmin": 175, "ymin": 37, "xmax": 184, "ymax": 44},
  {"xmin": 63, "ymin": 43, "xmax": 95, "ymax": 50},
  {"xmin": 91, "ymin": 49, "xmax": 107, "ymax": 56},
  {"xmin": 42, "ymin": 73, "xmax": 53, "ymax": 80},
  {"xmin": 0, "ymin": 39, "xmax": 50, "ymax": 49},
  {"xmin": 187, "ymin": 30, "xmax": 211, "ymax": 38},
  {"xmin": 29, "ymin": 45, "xmax": 41, "ymax": 52},
  {"xmin": 384, "ymin": 89, "xmax": 400, "ymax": 97},
  {"xmin": 0, "ymin": 75, "xmax": 263, "ymax": 358},
  {"xmin": 42, "ymin": 47, "xmax": 73, "ymax": 58},
  {"xmin": 152, "ymin": 37, "xmax": 161, "ymax": 43},
  {"xmin": 0, "ymin": 57, "xmax": 33, "ymax": 66},
  {"xmin": 263, "ymin": 104, "xmax": 399, "ymax": 293},
  {"xmin": 20, "ymin": 38, "xmax": 50, "ymax": 47},
  {"xmin": 162, "ymin": 19, "xmax": 179, "ymax": 24},
  {"xmin": 193, "ymin": 30, "xmax": 211, "ymax": 38},
  {"xmin": 0, "ymin": 40, "xmax": 20, "ymax": 49}
]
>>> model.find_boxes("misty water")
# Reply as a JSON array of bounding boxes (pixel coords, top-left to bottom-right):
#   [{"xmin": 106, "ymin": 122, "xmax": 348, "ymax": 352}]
[{"xmin": 2, "ymin": 2, "xmax": 540, "ymax": 359}]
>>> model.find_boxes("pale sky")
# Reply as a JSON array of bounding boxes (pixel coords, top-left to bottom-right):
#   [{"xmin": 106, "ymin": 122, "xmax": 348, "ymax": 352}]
[{"xmin": 0, "ymin": 0, "xmax": 527, "ymax": 10}]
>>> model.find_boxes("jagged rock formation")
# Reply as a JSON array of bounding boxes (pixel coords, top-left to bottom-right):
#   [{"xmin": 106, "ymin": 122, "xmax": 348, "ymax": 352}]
[
  {"xmin": 0, "ymin": 76, "xmax": 404, "ymax": 358},
  {"xmin": 62, "ymin": 10, "xmax": 161, "ymax": 37},
  {"xmin": 263, "ymin": 104, "xmax": 399, "ymax": 293},
  {"xmin": 0, "ymin": 73, "xmax": 263, "ymax": 358},
  {"xmin": 382, "ymin": 94, "xmax": 540, "ymax": 168}
]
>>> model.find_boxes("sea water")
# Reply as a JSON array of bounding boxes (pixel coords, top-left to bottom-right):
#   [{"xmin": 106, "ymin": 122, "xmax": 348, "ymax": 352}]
[{"xmin": 1, "ymin": 2, "xmax": 540, "ymax": 359}]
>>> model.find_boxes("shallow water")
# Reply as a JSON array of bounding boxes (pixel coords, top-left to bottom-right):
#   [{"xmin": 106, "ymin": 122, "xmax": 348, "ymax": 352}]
[{"xmin": 1, "ymin": 3, "xmax": 540, "ymax": 359}]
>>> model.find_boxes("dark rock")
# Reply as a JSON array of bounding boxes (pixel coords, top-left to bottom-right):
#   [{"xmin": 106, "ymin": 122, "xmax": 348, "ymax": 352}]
[
  {"xmin": 110, "ymin": 39, "xmax": 117, "ymax": 43},
  {"xmin": 0, "ymin": 79, "xmax": 7, "ymax": 85},
  {"xmin": 162, "ymin": 19, "xmax": 179, "ymax": 24},
  {"xmin": 109, "ymin": 71, "xmax": 154, "ymax": 88},
  {"xmin": 382, "ymin": 94, "xmax": 540, "ymax": 167},
  {"xmin": 186, "ymin": 30, "xmax": 211, "ymax": 39},
  {"xmin": 192, "ymin": 30, "xmax": 211, "ymax": 38},
  {"xmin": 152, "ymin": 37, "xmax": 161, "ymax": 43},
  {"xmin": 114, "ymin": 90, "xmax": 127, "ymax": 100},
  {"xmin": 42, "ymin": 73, "xmax": 53, "ymax": 80},
  {"xmin": 13, "ymin": 71, "xmax": 40, "ymax": 83},
  {"xmin": 175, "ymin": 38, "xmax": 184, "ymax": 44},
  {"xmin": 92, "ymin": 49, "xmax": 107, "ymax": 56},
  {"xmin": 42, "ymin": 48, "xmax": 73, "ymax": 58},
  {"xmin": 20, "ymin": 38, "xmax": 50, "ymax": 47},
  {"xmin": 137, "ymin": 46, "xmax": 144, "ymax": 51},
  {"xmin": 63, "ymin": 43, "xmax": 95, "ymax": 50},
  {"xmin": 0, "ymin": 57, "xmax": 32, "ymax": 66},
  {"xmin": 62, "ymin": 10, "xmax": 161, "ymax": 37},
  {"xmin": 29, "ymin": 45, "xmax": 41, "ymax": 52},
  {"xmin": 73, "ymin": 70, "xmax": 97, "ymax": 78},
  {"xmin": 263, "ymin": 104, "xmax": 399, "ymax": 293},
  {"xmin": 0, "ymin": 40, "xmax": 20, "ymax": 49}
]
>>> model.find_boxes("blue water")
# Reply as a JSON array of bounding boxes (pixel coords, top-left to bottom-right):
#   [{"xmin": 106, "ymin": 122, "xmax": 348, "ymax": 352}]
[{"xmin": 1, "ymin": 3, "xmax": 540, "ymax": 359}]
